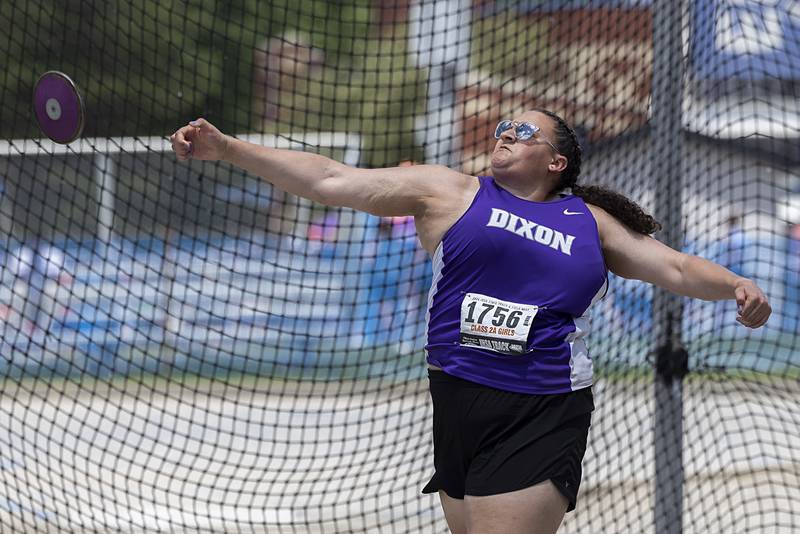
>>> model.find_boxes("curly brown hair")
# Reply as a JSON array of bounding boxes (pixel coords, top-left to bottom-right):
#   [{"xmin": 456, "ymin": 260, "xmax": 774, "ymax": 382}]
[{"xmin": 534, "ymin": 108, "xmax": 662, "ymax": 235}]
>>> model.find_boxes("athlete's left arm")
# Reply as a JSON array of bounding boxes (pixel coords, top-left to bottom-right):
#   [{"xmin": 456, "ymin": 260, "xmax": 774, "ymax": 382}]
[{"xmin": 588, "ymin": 205, "xmax": 771, "ymax": 329}]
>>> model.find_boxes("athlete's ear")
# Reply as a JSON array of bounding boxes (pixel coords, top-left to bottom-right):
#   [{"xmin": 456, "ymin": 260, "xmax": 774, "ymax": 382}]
[{"xmin": 549, "ymin": 155, "xmax": 568, "ymax": 173}]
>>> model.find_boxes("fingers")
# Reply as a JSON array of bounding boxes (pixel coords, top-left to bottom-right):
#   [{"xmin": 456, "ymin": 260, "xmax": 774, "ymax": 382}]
[
  {"xmin": 189, "ymin": 118, "xmax": 208, "ymax": 128},
  {"xmin": 169, "ymin": 123, "xmax": 197, "ymax": 161},
  {"xmin": 169, "ymin": 118, "xmax": 222, "ymax": 161},
  {"xmin": 734, "ymin": 283, "xmax": 771, "ymax": 329},
  {"xmin": 736, "ymin": 304, "xmax": 770, "ymax": 328}
]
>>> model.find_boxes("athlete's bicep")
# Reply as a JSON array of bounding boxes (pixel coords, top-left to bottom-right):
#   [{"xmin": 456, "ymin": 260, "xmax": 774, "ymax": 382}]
[
  {"xmin": 591, "ymin": 205, "xmax": 686, "ymax": 291},
  {"xmin": 316, "ymin": 163, "xmax": 469, "ymax": 217}
]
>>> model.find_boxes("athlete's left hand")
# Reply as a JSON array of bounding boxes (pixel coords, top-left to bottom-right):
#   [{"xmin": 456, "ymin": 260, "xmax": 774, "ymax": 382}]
[{"xmin": 734, "ymin": 279, "xmax": 771, "ymax": 328}]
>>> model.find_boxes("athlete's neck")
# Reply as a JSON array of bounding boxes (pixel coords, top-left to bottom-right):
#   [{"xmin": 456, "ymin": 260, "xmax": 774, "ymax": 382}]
[{"xmin": 491, "ymin": 177, "xmax": 559, "ymax": 203}]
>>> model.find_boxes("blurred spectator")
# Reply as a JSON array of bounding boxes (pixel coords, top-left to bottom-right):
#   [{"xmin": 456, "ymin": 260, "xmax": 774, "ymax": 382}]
[
  {"xmin": 350, "ymin": 161, "xmax": 425, "ymax": 348},
  {"xmin": 254, "ymin": 31, "xmax": 326, "ymax": 241},
  {"xmin": 358, "ymin": 215, "xmax": 420, "ymax": 347},
  {"xmin": 253, "ymin": 30, "xmax": 325, "ymax": 126}
]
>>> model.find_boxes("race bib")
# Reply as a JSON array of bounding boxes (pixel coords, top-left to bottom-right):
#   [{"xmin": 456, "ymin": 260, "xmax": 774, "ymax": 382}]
[{"xmin": 459, "ymin": 293, "xmax": 539, "ymax": 355}]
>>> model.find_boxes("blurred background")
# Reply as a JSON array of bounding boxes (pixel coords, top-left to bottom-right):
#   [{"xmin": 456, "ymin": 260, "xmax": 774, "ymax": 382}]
[{"xmin": 0, "ymin": 0, "xmax": 798, "ymax": 532}]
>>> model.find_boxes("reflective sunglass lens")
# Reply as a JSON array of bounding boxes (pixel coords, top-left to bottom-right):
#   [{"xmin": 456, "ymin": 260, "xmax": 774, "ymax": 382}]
[
  {"xmin": 494, "ymin": 120, "xmax": 513, "ymax": 139},
  {"xmin": 494, "ymin": 120, "xmax": 540, "ymax": 140},
  {"xmin": 516, "ymin": 122, "xmax": 536, "ymax": 140}
]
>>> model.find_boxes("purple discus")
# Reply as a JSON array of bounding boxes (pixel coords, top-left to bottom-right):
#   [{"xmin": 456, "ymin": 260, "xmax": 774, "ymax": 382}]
[{"xmin": 32, "ymin": 71, "xmax": 85, "ymax": 144}]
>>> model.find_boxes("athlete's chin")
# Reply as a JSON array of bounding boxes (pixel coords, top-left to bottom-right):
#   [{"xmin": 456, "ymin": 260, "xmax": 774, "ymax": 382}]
[{"xmin": 490, "ymin": 154, "xmax": 511, "ymax": 171}]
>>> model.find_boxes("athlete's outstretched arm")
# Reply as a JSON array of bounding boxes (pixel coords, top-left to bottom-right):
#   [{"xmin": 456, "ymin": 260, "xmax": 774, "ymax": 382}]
[
  {"xmin": 588, "ymin": 204, "xmax": 771, "ymax": 329},
  {"xmin": 169, "ymin": 118, "xmax": 468, "ymax": 218}
]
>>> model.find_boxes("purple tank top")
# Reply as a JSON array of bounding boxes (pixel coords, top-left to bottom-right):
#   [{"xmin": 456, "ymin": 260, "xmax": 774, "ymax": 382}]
[{"xmin": 425, "ymin": 176, "xmax": 607, "ymax": 394}]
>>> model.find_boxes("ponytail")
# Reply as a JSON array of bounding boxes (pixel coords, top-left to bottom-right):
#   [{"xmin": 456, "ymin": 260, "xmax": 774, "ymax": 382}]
[
  {"xmin": 535, "ymin": 108, "xmax": 662, "ymax": 235},
  {"xmin": 572, "ymin": 184, "xmax": 662, "ymax": 235}
]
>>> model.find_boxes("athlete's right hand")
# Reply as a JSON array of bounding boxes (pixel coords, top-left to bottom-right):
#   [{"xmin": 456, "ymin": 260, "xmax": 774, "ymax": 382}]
[{"xmin": 169, "ymin": 118, "xmax": 230, "ymax": 162}]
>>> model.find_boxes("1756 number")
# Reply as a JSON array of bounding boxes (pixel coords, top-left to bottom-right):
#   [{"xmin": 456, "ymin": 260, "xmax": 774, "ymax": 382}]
[{"xmin": 464, "ymin": 301, "xmax": 523, "ymax": 328}]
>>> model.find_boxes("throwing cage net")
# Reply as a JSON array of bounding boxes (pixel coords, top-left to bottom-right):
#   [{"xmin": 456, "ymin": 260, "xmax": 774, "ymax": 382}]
[{"xmin": 1, "ymin": 1, "xmax": 798, "ymax": 532}]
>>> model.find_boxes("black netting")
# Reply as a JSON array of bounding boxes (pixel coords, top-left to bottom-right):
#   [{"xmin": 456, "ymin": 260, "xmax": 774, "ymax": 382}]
[{"xmin": 1, "ymin": 1, "xmax": 798, "ymax": 532}]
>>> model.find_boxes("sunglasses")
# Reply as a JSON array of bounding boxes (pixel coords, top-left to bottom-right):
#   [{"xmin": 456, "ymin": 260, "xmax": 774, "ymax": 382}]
[{"xmin": 494, "ymin": 120, "xmax": 561, "ymax": 153}]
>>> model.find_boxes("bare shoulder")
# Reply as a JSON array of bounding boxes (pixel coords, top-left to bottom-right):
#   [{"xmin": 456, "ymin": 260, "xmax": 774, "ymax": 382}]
[
  {"xmin": 585, "ymin": 202, "xmax": 613, "ymax": 223},
  {"xmin": 332, "ymin": 162, "xmax": 478, "ymax": 255},
  {"xmin": 393, "ymin": 163, "xmax": 477, "ymax": 215},
  {"xmin": 415, "ymin": 164, "xmax": 477, "ymax": 199},
  {"xmin": 585, "ymin": 203, "xmax": 615, "ymax": 247},
  {"xmin": 352, "ymin": 163, "xmax": 476, "ymax": 207},
  {"xmin": 584, "ymin": 202, "xmax": 646, "ymax": 254}
]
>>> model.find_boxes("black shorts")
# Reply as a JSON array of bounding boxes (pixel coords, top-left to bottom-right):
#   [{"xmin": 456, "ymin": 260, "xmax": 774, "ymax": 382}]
[{"xmin": 422, "ymin": 369, "xmax": 593, "ymax": 512}]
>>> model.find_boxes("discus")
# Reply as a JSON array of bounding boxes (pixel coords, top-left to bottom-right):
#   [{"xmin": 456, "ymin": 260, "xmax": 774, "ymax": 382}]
[{"xmin": 32, "ymin": 71, "xmax": 85, "ymax": 144}]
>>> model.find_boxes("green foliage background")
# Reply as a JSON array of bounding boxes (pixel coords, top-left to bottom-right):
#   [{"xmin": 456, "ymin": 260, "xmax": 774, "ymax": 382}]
[
  {"xmin": 0, "ymin": 0, "xmax": 426, "ymax": 166},
  {"xmin": 1, "ymin": 1, "xmax": 554, "ymax": 168}
]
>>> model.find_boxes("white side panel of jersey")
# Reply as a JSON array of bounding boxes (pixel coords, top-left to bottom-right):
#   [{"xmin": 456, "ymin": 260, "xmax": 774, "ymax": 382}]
[
  {"xmin": 423, "ymin": 241, "xmax": 445, "ymax": 354},
  {"xmin": 568, "ymin": 276, "xmax": 608, "ymax": 390}
]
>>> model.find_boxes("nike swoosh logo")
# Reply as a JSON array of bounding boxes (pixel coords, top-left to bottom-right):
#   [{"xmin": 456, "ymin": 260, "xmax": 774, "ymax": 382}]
[{"xmin": 563, "ymin": 209, "xmax": 584, "ymax": 216}]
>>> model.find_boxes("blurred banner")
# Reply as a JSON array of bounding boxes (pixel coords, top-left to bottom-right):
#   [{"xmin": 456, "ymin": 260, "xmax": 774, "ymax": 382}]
[{"xmin": 691, "ymin": 0, "xmax": 800, "ymax": 83}]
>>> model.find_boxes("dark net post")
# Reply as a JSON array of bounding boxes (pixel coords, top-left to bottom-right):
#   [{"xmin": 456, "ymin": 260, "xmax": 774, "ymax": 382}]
[{"xmin": 651, "ymin": 0, "xmax": 688, "ymax": 533}]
